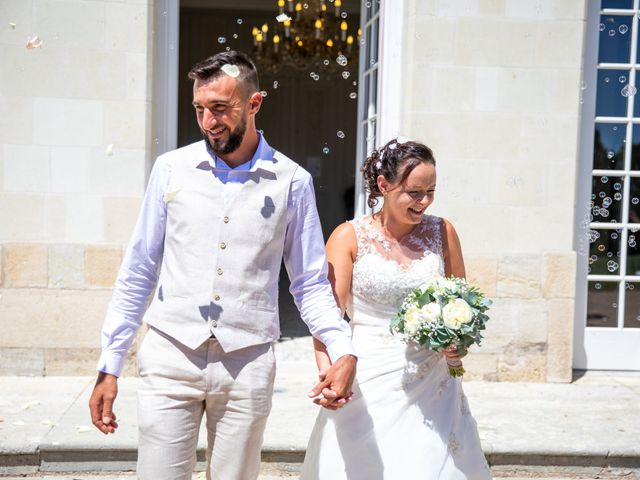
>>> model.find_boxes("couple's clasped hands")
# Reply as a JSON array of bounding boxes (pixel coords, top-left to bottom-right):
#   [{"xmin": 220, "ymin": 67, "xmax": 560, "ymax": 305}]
[{"xmin": 308, "ymin": 354, "xmax": 357, "ymax": 410}]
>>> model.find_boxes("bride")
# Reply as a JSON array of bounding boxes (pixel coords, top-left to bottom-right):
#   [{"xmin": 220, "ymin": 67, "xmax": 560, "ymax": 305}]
[{"xmin": 301, "ymin": 139, "xmax": 491, "ymax": 479}]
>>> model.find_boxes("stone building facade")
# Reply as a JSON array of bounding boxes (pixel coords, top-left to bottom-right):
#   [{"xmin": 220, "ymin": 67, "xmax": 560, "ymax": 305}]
[{"xmin": 1, "ymin": 0, "xmax": 622, "ymax": 382}]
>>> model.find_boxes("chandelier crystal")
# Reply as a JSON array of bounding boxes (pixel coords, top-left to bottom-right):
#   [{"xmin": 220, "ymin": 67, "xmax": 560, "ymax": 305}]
[{"xmin": 251, "ymin": 0, "xmax": 360, "ymax": 74}]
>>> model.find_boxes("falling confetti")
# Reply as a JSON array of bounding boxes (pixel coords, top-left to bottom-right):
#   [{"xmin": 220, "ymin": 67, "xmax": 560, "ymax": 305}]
[
  {"xmin": 342, "ymin": 71, "xmax": 350, "ymax": 79},
  {"xmin": 26, "ymin": 35, "xmax": 42, "ymax": 49},
  {"xmin": 221, "ymin": 64, "xmax": 240, "ymax": 78},
  {"xmin": 76, "ymin": 425, "xmax": 92, "ymax": 433},
  {"xmin": 336, "ymin": 54, "xmax": 348, "ymax": 67},
  {"xmin": 622, "ymin": 84, "xmax": 637, "ymax": 97},
  {"xmin": 273, "ymin": 81, "xmax": 279, "ymax": 89},
  {"xmin": 260, "ymin": 90, "xmax": 268, "ymax": 97},
  {"xmin": 218, "ymin": 37, "xmax": 227, "ymax": 44},
  {"xmin": 337, "ymin": 131, "xmax": 345, "ymax": 139},
  {"xmin": 349, "ymin": 92, "xmax": 357, "ymax": 99},
  {"xmin": 237, "ymin": 19, "xmax": 243, "ymax": 24},
  {"xmin": 323, "ymin": 147, "xmax": 330, "ymax": 154},
  {"xmin": 277, "ymin": 13, "xmax": 292, "ymax": 22},
  {"xmin": 163, "ymin": 187, "xmax": 182, "ymax": 203},
  {"xmin": 22, "ymin": 401, "xmax": 40, "ymax": 410},
  {"xmin": 105, "ymin": 144, "xmax": 114, "ymax": 156}
]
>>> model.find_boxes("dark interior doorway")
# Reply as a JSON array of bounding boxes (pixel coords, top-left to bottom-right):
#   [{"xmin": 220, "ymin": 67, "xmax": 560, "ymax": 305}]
[{"xmin": 178, "ymin": 1, "xmax": 360, "ymax": 337}]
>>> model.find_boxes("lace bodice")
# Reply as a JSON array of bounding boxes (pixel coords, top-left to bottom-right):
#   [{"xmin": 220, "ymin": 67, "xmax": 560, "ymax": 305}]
[{"xmin": 349, "ymin": 215, "xmax": 445, "ymax": 318}]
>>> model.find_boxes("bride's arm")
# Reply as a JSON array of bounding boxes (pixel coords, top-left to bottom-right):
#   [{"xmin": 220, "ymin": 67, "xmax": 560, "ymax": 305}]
[
  {"xmin": 442, "ymin": 218, "xmax": 466, "ymax": 279},
  {"xmin": 314, "ymin": 222, "xmax": 357, "ymax": 378}
]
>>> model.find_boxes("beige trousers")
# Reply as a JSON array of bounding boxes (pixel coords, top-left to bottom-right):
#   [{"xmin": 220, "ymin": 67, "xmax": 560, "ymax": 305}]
[{"xmin": 136, "ymin": 327, "xmax": 276, "ymax": 480}]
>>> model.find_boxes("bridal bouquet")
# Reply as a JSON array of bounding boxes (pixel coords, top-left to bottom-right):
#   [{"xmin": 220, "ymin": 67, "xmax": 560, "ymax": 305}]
[{"xmin": 390, "ymin": 277, "xmax": 492, "ymax": 377}]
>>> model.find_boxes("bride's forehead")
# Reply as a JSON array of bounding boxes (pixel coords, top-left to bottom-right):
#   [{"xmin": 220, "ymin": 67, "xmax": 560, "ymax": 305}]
[{"xmin": 403, "ymin": 163, "xmax": 436, "ymax": 182}]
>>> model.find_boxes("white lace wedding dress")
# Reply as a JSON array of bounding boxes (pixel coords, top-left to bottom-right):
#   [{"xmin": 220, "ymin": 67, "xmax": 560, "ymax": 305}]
[{"xmin": 301, "ymin": 215, "xmax": 491, "ymax": 480}]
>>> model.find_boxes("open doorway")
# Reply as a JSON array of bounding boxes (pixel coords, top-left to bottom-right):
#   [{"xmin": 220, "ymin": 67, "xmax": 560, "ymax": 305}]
[{"xmin": 177, "ymin": 0, "xmax": 360, "ymax": 336}]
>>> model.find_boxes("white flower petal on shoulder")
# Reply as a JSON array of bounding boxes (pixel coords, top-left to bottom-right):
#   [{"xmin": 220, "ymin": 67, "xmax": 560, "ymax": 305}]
[
  {"xmin": 221, "ymin": 64, "xmax": 240, "ymax": 78},
  {"xmin": 163, "ymin": 186, "xmax": 183, "ymax": 203}
]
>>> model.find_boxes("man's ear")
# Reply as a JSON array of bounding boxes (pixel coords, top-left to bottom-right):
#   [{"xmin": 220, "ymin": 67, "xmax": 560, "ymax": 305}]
[{"xmin": 248, "ymin": 91, "xmax": 263, "ymax": 114}]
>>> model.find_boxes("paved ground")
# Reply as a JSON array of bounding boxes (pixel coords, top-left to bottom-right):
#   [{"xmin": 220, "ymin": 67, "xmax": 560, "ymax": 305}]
[{"xmin": 1, "ymin": 338, "xmax": 639, "ymax": 478}]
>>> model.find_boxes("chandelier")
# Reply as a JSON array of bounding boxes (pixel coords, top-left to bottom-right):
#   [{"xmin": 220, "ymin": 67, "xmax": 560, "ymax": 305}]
[{"xmin": 251, "ymin": 0, "xmax": 360, "ymax": 74}]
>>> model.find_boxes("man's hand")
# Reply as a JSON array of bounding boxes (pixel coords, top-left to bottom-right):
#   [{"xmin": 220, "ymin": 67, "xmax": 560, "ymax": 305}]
[
  {"xmin": 308, "ymin": 354, "xmax": 356, "ymax": 410},
  {"xmin": 89, "ymin": 372, "xmax": 119, "ymax": 434}
]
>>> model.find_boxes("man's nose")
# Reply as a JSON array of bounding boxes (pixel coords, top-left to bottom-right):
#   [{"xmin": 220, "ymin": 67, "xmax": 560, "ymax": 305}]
[{"xmin": 202, "ymin": 109, "xmax": 217, "ymax": 130}]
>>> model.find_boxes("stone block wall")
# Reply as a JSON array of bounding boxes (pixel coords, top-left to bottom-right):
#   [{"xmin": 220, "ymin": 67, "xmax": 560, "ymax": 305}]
[
  {"xmin": 0, "ymin": 0, "xmax": 153, "ymax": 376},
  {"xmin": 0, "ymin": 243, "xmax": 140, "ymax": 376},
  {"xmin": 398, "ymin": 0, "xmax": 586, "ymax": 382},
  {"xmin": 463, "ymin": 252, "xmax": 576, "ymax": 382}
]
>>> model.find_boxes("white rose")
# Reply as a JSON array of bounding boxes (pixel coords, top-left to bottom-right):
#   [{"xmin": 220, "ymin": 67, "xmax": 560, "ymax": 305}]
[
  {"xmin": 442, "ymin": 298, "xmax": 473, "ymax": 330},
  {"xmin": 439, "ymin": 278, "xmax": 459, "ymax": 293},
  {"xmin": 420, "ymin": 302, "xmax": 441, "ymax": 324},
  {"xmin": 419, "ymin": 279, "xmax": 438, "ymax": 293},
  {"xmin": 404, "ymin": 305, "xmax": 424, "ymax": 336}
]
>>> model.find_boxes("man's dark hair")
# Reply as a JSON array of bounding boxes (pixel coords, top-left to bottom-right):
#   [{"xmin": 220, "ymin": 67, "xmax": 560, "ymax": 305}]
[{"xmin": 188, "ymin": 50, "xmax": 259, "ymax": 98}]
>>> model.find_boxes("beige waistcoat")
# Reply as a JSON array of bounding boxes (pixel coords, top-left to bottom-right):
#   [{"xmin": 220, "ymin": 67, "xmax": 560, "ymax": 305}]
[{"xmin": 144, "ymin": 141, "xmax": 299, "ymax": 352}]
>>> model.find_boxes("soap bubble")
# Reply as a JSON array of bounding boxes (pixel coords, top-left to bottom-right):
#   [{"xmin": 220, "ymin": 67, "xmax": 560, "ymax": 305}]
[{"xmin": 337, "ymin": 131, "xmax": 345, "ymax": 139}]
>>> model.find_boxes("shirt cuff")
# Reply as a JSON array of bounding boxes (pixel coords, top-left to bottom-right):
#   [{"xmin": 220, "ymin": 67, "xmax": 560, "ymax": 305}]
[
  {"xmin": 96, "ymin": 350, "xmax": 126, "ymax": 377},
  {"xmin": 325, "ymin": 335, "xmax": 357, "ymax": 363}
]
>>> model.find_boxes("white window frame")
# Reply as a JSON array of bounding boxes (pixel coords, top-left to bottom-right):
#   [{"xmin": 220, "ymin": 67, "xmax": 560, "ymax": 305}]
[
  {"xmin": 153, "ymin": 0, "xmax": 180, "ymax": 161},
  {"xmin": 354, "ymin": 0, "xmax": 404, "ymax": 217},
  {"xmin": 574, "ymin": 0, "xmax": 640, "ymax": 370}
]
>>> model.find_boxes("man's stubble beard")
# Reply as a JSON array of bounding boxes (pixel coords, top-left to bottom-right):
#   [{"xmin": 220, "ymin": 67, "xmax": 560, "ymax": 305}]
[{"xmin": 202, "ymin": 114, "xmax": 248, "ymax": 157}]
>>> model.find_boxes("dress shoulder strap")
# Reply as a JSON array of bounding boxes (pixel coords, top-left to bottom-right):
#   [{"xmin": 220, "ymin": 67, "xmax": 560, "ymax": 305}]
[{"xmin": 348, "ymin": 216, "xmax": 377, "ymax": 260}]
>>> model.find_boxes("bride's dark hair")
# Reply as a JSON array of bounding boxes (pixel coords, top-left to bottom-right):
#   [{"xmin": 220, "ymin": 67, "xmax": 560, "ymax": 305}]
[{"xmin": 361, "ymin": 138, "xmax": 436, "ymax": 208}]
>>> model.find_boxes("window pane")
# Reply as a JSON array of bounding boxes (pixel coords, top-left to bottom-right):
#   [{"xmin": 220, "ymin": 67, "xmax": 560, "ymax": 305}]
[
  {"xmin": 592, "ymin": 175, "xmax": 624, "ymax": 222},
  {"xmin": 628, "ymin": 178, "xmax": 640, "ymax": 223},
  {"xmin": 630, "ymin": 125, "xmax": 640, "ymax": 170},
  {"xmin": 587, "ymin": 281, "xmax": 619, "ymax": 327},
  {"xmin": 596, "ymin": 69, "xmax": 629, "ymax": 117},
  {"xmin": 602, "ymin": 0, "xmax": 633, "ymax": 9},
  {"xmin": 594, "ymin": 123, "xmax": 626, "ymax": 170},
  {"xmin": 369, "ymin": 19, "xmax": 378, "ymax": 67},
  {"xmin": 588, "ymin": 228, "xmax": 622, "ymax": 275},
  {"xmin": 369, "ymin": 70, "xmax": 377, "ymax": 116},
  {"xmin": 599, "ymin": 16, "xmax": 632, "ymax": 64},
  {"xmin": 624, "ymin": 282, "xmax": 640, "ymax": 327},
  {"xmin": 626, "ymin": 229, "xmax": 640, "ymax": 274},
  {"xmin": 372, "ymin": 0, "xmax": 380, "ymax": 15}
]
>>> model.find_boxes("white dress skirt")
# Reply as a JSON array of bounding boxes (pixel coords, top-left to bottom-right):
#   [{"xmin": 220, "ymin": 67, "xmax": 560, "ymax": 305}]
[{"xmin": 301, "ymin": 215, "xmax": 492, "ymax": 480}]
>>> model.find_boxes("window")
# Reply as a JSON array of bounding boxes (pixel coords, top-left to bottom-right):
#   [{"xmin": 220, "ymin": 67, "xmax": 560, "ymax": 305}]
[{"xmin": 354, "ymin": 0, "xmax": 380, "ymax": 216}]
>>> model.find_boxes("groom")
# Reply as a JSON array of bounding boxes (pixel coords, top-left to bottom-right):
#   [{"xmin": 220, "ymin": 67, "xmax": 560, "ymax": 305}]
[{"xmin": 89, "ymin": 50, "xmax": 357, "ymax": 479}]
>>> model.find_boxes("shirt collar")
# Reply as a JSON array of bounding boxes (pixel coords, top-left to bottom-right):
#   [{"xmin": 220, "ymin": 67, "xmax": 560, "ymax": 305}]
[{"xmin": 210, "ymin": 133, "xmax": 275, "ymax": 174}]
